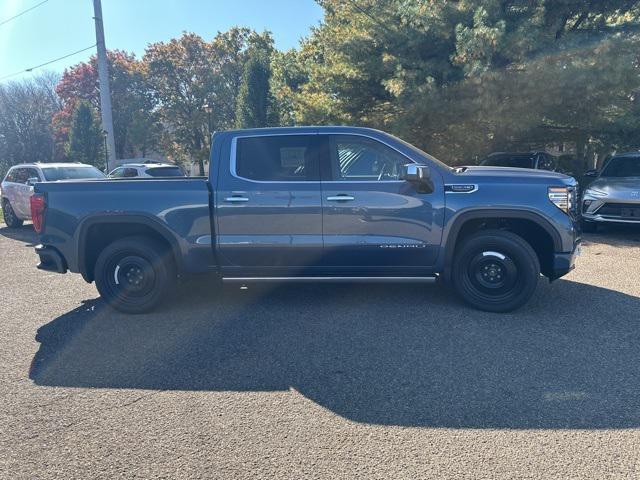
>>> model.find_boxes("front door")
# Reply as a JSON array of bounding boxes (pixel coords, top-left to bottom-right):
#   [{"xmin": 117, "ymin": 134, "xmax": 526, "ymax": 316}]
[
  {"xmin": 320, "ymin": 134, "xmax": 444, "ymax": 274},
  {"xmin": 216, "ymin": 133, "xmax": 324, "ymax": 275}
]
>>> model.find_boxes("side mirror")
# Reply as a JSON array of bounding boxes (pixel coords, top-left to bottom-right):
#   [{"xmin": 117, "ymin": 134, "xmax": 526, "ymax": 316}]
[
  {"xmin": 26, "ymin": 177, "xmax": 39, "ymax": 186},
  {"xmin": 584, "ymin": 169, "xmax": 599, "ymax": 178},
  {"xmin": 400, "ymin": 164, "xmax": 433, "ymax": 193}
]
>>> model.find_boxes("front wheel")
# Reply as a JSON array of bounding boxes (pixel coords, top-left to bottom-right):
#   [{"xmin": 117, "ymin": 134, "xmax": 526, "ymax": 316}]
[
  {"xmin": 2, "ymin": 200, "xmax": 24, "ymax": 228},
  {"xmin": 94, "ymin": 236, "xmax": 176, "ymax": 314},
  {"xmin": 452, "ymin": 230, "xmax": 540, "ymax": 313}
]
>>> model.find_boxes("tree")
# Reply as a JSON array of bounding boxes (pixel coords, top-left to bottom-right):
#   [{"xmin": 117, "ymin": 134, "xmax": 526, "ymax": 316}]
[
  {"xmin": 235, "ymin": 50, "xmax": 276, "ymax": 128},
  {"xmin": 0, "ymin": 72, "xmax": 61, "ymax": 179},
  {"xmin": 54, "ymin": 51, "xmax": 160, "ymax": 160},
  {"xmin": 66, "ymin": 101, "xmax": 104, "ymax": 168},
  {"xmin": 143, "ymin": 29, "xmax": 274, "ymax": 174},
  {"xmin": 270, "ymin": 49, "xmax": 308, "ymax": 126},
  {"xmin": 294, "ymin": 0, "xmax": 640, "ymax": 167}
]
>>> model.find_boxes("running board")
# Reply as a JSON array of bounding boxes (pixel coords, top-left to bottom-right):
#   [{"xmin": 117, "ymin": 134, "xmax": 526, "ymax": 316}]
[{"xmin": 222, "ymin": 276, "xmax": 437, "ymax": 284}]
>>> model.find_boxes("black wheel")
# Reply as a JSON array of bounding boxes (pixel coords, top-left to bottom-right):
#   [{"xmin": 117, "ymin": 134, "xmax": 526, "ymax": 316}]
[
  {"xmin": 580, "ymin": 219, "xmax": 599, "ymax": 233},
  {"xmin": 2, "ymin": 199, "xmax": 24, "ymax": 228},
  {"xmin": 94, "ymin": 236, "xmax": 176, "ymax": 314},
  {"xmin": 452, "ymin": 230, "xmax": 540, "ymax": 313}
]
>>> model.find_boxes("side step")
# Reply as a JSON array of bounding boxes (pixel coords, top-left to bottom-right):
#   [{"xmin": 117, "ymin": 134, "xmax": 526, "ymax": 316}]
[{"xmin": 222, "ymin": 276, "xmax": 437, "ymax": 284}]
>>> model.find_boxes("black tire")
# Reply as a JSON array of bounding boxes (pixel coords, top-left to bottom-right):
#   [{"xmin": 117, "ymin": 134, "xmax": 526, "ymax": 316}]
[
  {"xmin": 580, "ymin": 219, "xmax": 599, "ymax": 233},
  {"xmin": 452, "ymin": 230, "xmax": 540, "ymax": 313},
  {"xmin": 94, "ymin": 236, "xmax": 176, "ymax": 314},
  {"xmin": 2, "ymin": 199, "xmax": 24, "ymax": 228}
]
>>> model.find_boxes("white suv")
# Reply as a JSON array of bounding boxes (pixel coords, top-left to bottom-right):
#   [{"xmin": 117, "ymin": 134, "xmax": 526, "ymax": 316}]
[
  {"xmin": 1, "ymin": 163, "xmax": 105, "ymax": 228},
  {"xmin": 108, "ymin": 162, "xmax": 185, "ymax": 178}
]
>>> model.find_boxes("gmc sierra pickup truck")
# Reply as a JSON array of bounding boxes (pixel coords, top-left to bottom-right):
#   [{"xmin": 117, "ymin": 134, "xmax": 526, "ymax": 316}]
[{"xmin": 32, "ymin": 126, "xmax": 580, "ymax": 313}]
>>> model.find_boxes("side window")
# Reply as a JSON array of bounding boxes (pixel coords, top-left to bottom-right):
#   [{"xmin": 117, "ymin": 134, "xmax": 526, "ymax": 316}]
[
  {"xmin": 235, "ymin": 135, "xmax": 320, "ymax": 181},
  {"xmin": 538, "ymin": 155, "xmax": 555, "ymax": 171},
  {"xmin": 122, "ymin": 168, "xmax": 138, "ymax": 178},
  {"xmin": 26, "ymin": 168, "xmax": 40, "ymax": 181},
  {"xmin": 12, "ymin": 168, "xmax": 28, "ymax": 184},
  {"xmin": 4, "ymin": 169, "xmax": 15, "ymax": 182},
  {"xmin": 329, "ymin": 136, "xmax": 409, "ymax": 181},
  {"xmin": 110, "ymin": 168, "xmax": 124, "ymax": 178}
]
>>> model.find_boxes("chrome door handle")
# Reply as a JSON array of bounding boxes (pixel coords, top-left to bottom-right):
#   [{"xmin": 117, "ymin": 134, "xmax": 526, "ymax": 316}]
[
  {"xmin": 327, "ymin": 195, "xmax": 355, "ymax": 201},
  {"xmin": 225, "ymin": 196, "xmax": 249, "ymax": 202}
]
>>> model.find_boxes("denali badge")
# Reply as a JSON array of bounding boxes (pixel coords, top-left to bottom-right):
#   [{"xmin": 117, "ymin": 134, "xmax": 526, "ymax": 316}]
[
  {"xmin": 445, "ymin": 184, "xmax": 477, "ymax": 193},
  {"xmin": 380, "ymin": 244, "xmax": 426, "ymax": 249}
]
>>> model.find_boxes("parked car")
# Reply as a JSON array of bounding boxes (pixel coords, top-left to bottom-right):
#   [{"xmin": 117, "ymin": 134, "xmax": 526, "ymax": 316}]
[
  {"xmin": 581, "ymin": 152, "xmax": 640, "ymax": 232},
  {"xmin": 1, "ymin": 163, "xmax": 105, "ymax": 228},
  {"xmin": 480, "ymin": 151, "xmax": 559, "ymax": 172},
  {"xmin": 108, "ymin": 162, "xmax": 185, "ymax": 178},
  {"xmin": 32, "ymin": 127, "xmax": 580, "ymax": 314}
]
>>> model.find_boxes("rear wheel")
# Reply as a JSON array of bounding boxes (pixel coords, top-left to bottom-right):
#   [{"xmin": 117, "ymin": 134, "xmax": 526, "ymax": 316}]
[
  {"xmin": 94, "ymin": 236, "xmax": 176, "ymax": 314},
  {"xmin": 452, "ymin": 230, "xmax": 540, "ymax": 313},
  {"xmin": 2, "ymin": 199, "xmax": 23, "ymax": 228}
]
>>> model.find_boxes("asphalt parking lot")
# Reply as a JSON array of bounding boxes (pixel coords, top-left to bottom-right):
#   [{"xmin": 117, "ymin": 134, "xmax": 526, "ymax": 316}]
[{"xmin": 2, "ymin": 224, "xmax": 640, "ymax": 479}]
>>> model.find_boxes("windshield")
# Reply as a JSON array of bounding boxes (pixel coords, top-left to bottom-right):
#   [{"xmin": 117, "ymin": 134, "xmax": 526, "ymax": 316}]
[
  {"xmin": 600, "ymin": 156, "xmax": 640, "ymax": 177},
  {"xmin": 41, "ymin": 166, "xmax": 106, "ymax": 181},
  {"xmin": 482, "ymin": 155, "xmax": 535, "ymax": 169}
]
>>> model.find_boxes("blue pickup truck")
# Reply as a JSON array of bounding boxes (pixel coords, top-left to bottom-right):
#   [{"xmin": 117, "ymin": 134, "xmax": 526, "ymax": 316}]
[{"xmin": 32, "ymin": 126, "xmax": 580, "ymax": 313}]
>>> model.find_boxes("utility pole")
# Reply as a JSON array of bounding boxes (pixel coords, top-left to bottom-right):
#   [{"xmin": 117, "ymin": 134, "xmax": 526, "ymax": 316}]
[{"xmin": 93, "ymin": 0, "xmax": 116, "ymax": 173}]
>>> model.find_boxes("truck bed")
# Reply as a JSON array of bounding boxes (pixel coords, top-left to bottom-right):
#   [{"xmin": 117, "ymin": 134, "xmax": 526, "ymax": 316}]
[{"xmin": 35, "ymin": 178, "xmax": 215, "ymax": 277}]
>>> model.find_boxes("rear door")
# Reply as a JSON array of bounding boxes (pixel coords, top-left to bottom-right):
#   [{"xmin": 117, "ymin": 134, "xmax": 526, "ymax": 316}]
[
  {"xmin": 11, "ymin": 168, "xmax": 33, "ymax": 218},
  {"xmin": 320, "ymin": 134, "xmax": 444, "ymax": 273},
  {"xmin": 216, "ymin": 133, "xmax": 323, "ymax": 274}
]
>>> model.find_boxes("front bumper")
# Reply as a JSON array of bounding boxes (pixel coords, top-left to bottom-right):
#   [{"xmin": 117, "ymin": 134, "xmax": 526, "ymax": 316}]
[
  {"xmin": 550, "ymin": 240, "xmax": 581, "ymax": 281},
  {"xmin": 581, "ymin": 213, "xmax": 640, "ymax": 225},
  {"xmin": 35, "ymin": 244, "xmax": 67, "ymax": 274}
]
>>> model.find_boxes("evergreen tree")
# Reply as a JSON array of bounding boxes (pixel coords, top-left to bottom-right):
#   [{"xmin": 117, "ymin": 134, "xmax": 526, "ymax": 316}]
[
  {"xmin": 235, "ymin": 50, "xmax": 276, "ymax": 128},
  {"xmin": 66, "ymin": 101, "xmax": 104, "ymax": 168}
]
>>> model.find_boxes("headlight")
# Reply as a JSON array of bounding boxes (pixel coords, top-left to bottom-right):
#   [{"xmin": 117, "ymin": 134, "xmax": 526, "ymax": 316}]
[
  {"xmin": 583, "ymin": 188, "xmax": 608, "ymax": 197},
  {"xmin": 548, "ymin": 186, "xmax": 572, "ymax": 214}
]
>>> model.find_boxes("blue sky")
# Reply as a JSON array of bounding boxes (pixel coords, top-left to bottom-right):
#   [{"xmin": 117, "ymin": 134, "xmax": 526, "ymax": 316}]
[{"xmin": 0, "ymin": 0, "xmax": 324, "ymax": 82}]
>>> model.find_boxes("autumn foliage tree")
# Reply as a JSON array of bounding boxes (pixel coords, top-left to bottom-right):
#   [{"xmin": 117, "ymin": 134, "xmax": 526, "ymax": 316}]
[
  {"xmin": 143, "ymin": 29, "xmax": 274, "ymax": 174},
  {"xmin": 53, "ymin": 51, "xmax": 160, "ymax": 160}
]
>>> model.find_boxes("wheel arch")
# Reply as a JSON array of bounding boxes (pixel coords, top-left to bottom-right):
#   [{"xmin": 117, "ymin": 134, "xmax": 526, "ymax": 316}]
[
  {"xmin": 77, "ymin": 214, "xmax": 184, "ymax": 282},
  {"xmin": 441, "ymin": 209, "xmax": 563, "ymax": 281}
]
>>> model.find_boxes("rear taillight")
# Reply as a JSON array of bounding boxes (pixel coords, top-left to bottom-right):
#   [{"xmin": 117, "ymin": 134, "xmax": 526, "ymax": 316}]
[{"xmin": 30, "ymin": 194, "xmax": 46, "ymax": 233}]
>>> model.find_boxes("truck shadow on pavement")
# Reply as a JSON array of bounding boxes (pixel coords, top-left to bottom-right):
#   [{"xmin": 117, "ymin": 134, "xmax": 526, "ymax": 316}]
[
  {"xmin": 0, "ymin": 225, "xmax": 37, "ymax": 246},
  {"xmin": 29, "ymin": 277, "xmax": 640, "ymax": 429}
]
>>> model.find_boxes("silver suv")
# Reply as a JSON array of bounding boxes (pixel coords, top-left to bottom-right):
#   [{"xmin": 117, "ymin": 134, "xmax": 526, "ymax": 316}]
[
  {"xmin": 1, "ymin": 163, "xmax": 105, "ymax": 228},
  {"xmin": 108, "ymin": 162, "xmax": 185, "ymax": 178},
  {"xmin": 581, "ymin": 152, "xmax": 640, "ymax": 231}
]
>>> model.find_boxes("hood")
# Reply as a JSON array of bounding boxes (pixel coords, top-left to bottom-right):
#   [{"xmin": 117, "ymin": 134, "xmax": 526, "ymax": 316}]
[
  {"xmin": 457, "ymin": 165, "xmax": 572, "ymax": 182},
  {"xmin": 586, "ymin": 176, "xmax": 640, "ymax": 199}
]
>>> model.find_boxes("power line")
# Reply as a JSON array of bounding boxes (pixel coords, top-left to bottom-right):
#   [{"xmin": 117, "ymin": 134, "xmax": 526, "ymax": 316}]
[
  {"xmin": 0, "ymin": 0, "xmax": 50, "ymax": 28},
  {"xmin": 0, "ymin": 44, "xmax": 96, "ymax": 81}
]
